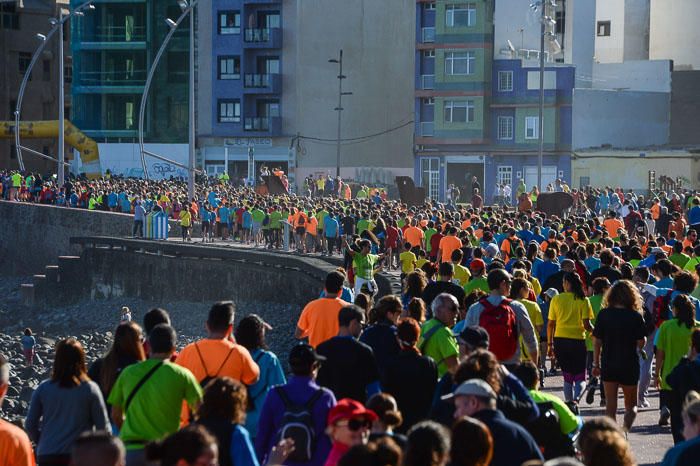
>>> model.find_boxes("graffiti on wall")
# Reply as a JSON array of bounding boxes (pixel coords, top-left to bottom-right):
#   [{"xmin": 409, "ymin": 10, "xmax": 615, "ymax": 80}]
[{"xmin": 353, "ymin": 167, "xmax": 396, "ymax": 185}]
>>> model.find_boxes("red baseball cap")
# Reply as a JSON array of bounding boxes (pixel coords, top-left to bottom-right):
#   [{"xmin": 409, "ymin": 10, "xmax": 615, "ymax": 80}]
[
  {"xmin": 327, "ymin": 398, "xmax": 378, "ymax": 425},
  {"xmin": 470, "ymin": 259, "xmax": 486, "ymax": 271}
]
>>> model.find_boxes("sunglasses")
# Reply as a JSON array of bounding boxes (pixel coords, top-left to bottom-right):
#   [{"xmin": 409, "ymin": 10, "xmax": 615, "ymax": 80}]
[{"xmin": 337, "ymin": 418, "xmax": 371, "ymax": 431}]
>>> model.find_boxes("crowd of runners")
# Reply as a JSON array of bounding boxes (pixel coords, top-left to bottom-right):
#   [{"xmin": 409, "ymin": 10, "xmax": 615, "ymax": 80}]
[{"xmin": 4, "ymin": 170, "xmax": 700, "ymax": 465}]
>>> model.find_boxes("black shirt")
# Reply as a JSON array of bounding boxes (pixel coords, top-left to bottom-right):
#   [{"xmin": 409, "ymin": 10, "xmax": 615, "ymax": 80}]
[
  {"xmin": 472, "ymin": 409, "xmax": 543, "ymax": 466},
  {"xmin": 381, "ymin": 349, "xmax": 438, "ymax": 433},
  {"xmin": 316, "ymin": 336, "xmax": 380, "ymax": 403},
  {"xmin": 422, "ymin": 280, "xmax": 466, "ymax": 317},
  {"xmin": 359, "ymin": 320, "xmax": 400, "ymax": 377},
  {"xmin": 593, "ymin": 307, "xmax": 647, "ymax": 382},
  {"xmin": 590, "ymin": 265, "xmax": 622, "ymax": 284},
  {"xmin": 341, "ymin": 215, "xmax": 356, "ymax": 236}
]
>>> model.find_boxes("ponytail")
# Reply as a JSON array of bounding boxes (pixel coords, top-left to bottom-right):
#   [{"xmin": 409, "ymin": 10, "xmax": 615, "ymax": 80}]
[
  {"xmin": 672, "ymin": 294, "xmax": 696, "ymax": 330},
  {"xmin": 564, "ymin": 272, "xmax": 586, "ymax": 301}
]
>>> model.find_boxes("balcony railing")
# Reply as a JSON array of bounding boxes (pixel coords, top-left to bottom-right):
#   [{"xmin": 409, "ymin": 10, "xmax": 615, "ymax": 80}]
[
  {"xmin": 81, "ymin": 25, "xmax": 146, "ymax": 42},
  {"xmin": 421, "ymin": 74, "xmax": 435, "ymax": 90},
  {"xmin": 422, "ymin": 27, "xmax": 435, "ymax": 43},
  {"xmin": 77, "ymin": 70, "xmax": 147, "ymax": 86},
  {"xmin": 244, "ymin": 116, "xmax": 281, "ymax": 133},
  {"xmin": 420, "ymin": 122, "xmax": 434, "ymax": 137},
  {"xmin": 243, "ymin": 27, "xmax": 282, "ymax": 48},
  {"xmin": 244, "ymin": 73, "xmax": 270, "ymax": 87},
  {"xmin": 243, "ymin": 73, "xmax": 281, "ymax": 93}
]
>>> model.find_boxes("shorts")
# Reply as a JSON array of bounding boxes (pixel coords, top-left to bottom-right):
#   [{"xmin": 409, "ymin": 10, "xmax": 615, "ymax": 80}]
[
  {"xmin": 296, "ymin": 227, "xmax": 306, "ymax": 235},
  {"xmin": 553, "ymin": 337, "xmax": 587, "ymax": 376},
  {"xmin": 252, "ymin": 222, "xmax": 261, "ymax": 234}
]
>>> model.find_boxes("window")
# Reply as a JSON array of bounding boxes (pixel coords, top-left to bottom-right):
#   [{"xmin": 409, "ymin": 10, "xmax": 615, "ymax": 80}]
[
  {"xmin": 167, "ymin": 52, "xmax": 188, "ymax": 83},
  {"xmin": 444, "ymin": 51, "xmax": 475, "ymax": 75},
  {"xmin": 597, "ymin": 21, "xmax": 610, "ymax": 37},
  {"xmin": 426, "ymin": 2, "xmax": 436, "ymax": 10},
  {"xmin": 423, "ymin": 97, "xmax": 435, "ymax": 105},
  {"xmin": 423, "ymin": 50, "xmax": 435, "ymax": 58},
  {"xmin": 218, "ymin": 100, "xmax": 241, "ymax": 123},
  {"xmin": 0, "ymin": 3, "xmax": 19, "ymax": 30},
  {"xmin": 498, "ymin": 71, "xmax": 513, "ymax": 91},
  {"xmin": 218, "ymin": 11, "xmax": 240, "ymax": 34},
  {"xmin": 525, "ymin": 116, "xmax": 539, "ymax": 139},
  {"xmin": 421, "ymin": 157, "xmax": 440, "ymax": 201},
  {"xmin": 18, "ymin": 52, "xmax": 31, "ymax": 74},
  {"xmin": 555, "ymin": 10, "xmax": 565, "ymax": 35},
  {"xmin": 444, "ymin": 100, "xmax": 474, "ymax": 123},
  {"xmin": 218, "ymin": 56, "xmax": 240, "ymax": 80},
  {"xmin": 445, "ymin": 4, "xmax": 476, "ymax": 27},
  {"xmin": 125, "ymin": 101, "xmax": 135, "ymax": 129},
  {"xmin": 65, "ymin": 62, "xmax": 72, "ymax": 84},
  {"xmin": 498, "ymin": 116, "xmax": 513, "ymax": 140},
  {"xmin": 43, "ymin": 60, "xmax": 51, "ymax": 81},
  {"xmin": 497, "ymin": 166, "xmax": 513, "ymax": 188}
]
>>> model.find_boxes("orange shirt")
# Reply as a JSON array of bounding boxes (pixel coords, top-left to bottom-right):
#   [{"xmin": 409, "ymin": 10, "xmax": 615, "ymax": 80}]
[
  {"xmin": 438, "ymin": 235, "xmax": 462, "ymax": 264},
  {"xmin": 404, "ymin": 226, "xmax": 425, "ymax": 248},
  {"xmin": 0, "ymin": 419, "xmax": 36, "ymax": 466},
  {"xmin": 650, "ymin": 203, "xmax": 660, "ymax": 220},
  {"xmin": 461, "ymin": 219, "xmax": 471, "ymax": 230},
  {"xmin": 306, "ymin": 216, "xmax": 318, "ymax": 236},
  {"xmin": 297, "ymin": 297, "xmax": 350, "ymax": 347},
  {"xmin": 176, "ymin": 338, "xmax": 260, "ymax": 385},
  {"xmin": 603, "ymin": 218, "xmax": 625, "ymax": 238}
]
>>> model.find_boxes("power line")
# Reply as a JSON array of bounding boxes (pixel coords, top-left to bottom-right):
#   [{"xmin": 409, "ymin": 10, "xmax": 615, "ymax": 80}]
[{"xmin": 298, "ymin": 119, "xmax": 414, "ymax": 143}]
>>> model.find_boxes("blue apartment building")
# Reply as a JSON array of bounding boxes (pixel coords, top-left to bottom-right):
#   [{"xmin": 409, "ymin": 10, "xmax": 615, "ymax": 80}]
[{"xmin": 414, "ymin": 0, "xmax": 574, "ymax": 204}]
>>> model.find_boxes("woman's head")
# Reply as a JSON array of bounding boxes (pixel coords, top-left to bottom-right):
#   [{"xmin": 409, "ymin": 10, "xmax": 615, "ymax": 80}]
[
  {"xmin": 326, "ymin": 398, "xmax": 377, "ymax": 448},
  {"xmin": 197, "ymin": 377, "xmax": 247, "ymax": 424},
  {"xmin": 52, "ymin": 338, "xmax": 88, "ymax": 388},
  {"xmin": 682, "ymin": 391, "xmax": 700, "ymax": 441},
  {"xmin": 366, "ymin": 393, "xmax": 402, "ymax": 432},
  {"xmin": 403, "ymin": 421, "xmax": 451, "ymax": 466},
  {"xmin": 450, "ymin": 417, "xmax": 493, "ymax": 466},
  {"xmin": 602, "ymin": 280, "xmax": 642, "ymax": 312},
  {"xmin": 24, "ymin": 328, "xmax": 32, "ymax": 337},
  {"xmin": 405, "ymin": 271, "xmax": 428, "ymax": 296},
  {"xmin": 101, "ymin": 322, "xmax": 146, "ymax": 393},
  {"xmin": 563, "ymin": 272, "xmax": 586, "ymax": 300},
  {"xmin": 509, "ymin": 277, "xmax": 531, "ymax": 300},
  {"xmin": 578, "ymin": 417, "xmax": 634, "ymax": 466},
  {"xmin": 145, "ymin": 424, "xmax": 217, "ymax": 466},
  {"xmin": 371, "ymin": 296, "xmax": 403, "ymax": 324},
  {"xmin": 453, "ymin": 349, "xmax": 502, "ymax": 394},
  {"xmin": 397, "ymin": 318, "xmax": 421, "ymax": 350},
  {"xmin": 234, "ymin": 314, "xmax": 269, "ymax": 352},
  {"xmin": 672, "ymin": 293, "xmax": 696, "ymax": 329},
  {"xmin": 337, "ymin": 437, "xmax": 402, "ymax": 466}
]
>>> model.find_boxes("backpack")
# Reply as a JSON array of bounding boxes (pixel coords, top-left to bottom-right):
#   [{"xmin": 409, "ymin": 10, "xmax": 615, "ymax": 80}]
[
  {"xmin": 275, "ymin": 387, "xmax": 324, "ymax": 463},
  {"xmin": 262, "ymin": 214, "xmax": 270, "ymax": 226},
  {"xmin": 478, "ymin": 297, "xmax": 518, "ymax": 361},
  {"xmin": 652, "ymin": 293, "xmax": 673, "ymax": 329},
  {"xmin": 194, "ymin": 343, "xmax": 235, "ymax": 388},
  {"xmin": 528, "ymin": 401, "xmax": 576, "ymax": 459}
]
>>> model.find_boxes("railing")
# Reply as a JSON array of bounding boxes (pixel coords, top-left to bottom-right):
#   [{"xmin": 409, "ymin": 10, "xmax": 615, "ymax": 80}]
[
  {"xmin": 77, "ymin": 70, "xmax": 147, "ymax": 85},
  {"xmin": 421, "ymin": 74, "xmax": 435, "ymax": 90},
  {"xmin": 244, "ymin": 28, "xmax": 270, "ymax": 42},
  {"xmin": 82, "ymin": 25, "xmax": 146, "ymax": 42},
  {"xmin": 244, "ymin": 73, "xmax": 270, "ymax": 87},
  {"xmin": 422, "ymin": 27, "xmax": 435, "ymax": 43},
  {"xmin": 244, "ymin": 117, "xmax": 272, "ymax": 131},
  {"xmin": 420, "ymin": 122, "xmax": 434, "ymax": 137},
  {"xmin": 518, "ymin": 49, "xmax": 551, "ymax": 62}
]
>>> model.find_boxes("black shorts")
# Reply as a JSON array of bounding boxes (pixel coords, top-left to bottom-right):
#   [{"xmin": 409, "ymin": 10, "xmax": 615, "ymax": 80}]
[
  {"xmin": 553, "ymin": 337, "xmax": 587, "ymax": 376},
  {"xmin": 296, "ymin": 227, "xmax": 306, "ymax": 235}
]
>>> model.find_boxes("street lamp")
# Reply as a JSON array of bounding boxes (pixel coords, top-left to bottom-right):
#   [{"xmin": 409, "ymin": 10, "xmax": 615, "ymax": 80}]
[
  {"xmin": 138, "ymin": 0, "xmax": 199, "ymax": 201},
  {"xmin": 14, "ymin": 1, "xmax": 95, "ymax": 181},
  {"xmin": 329, "ymin": 50, "xmax": 352, "ymax": 179}
]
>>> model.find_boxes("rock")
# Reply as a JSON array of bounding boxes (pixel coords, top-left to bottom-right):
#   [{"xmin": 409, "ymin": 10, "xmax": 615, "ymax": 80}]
[{"xmin": 19, "ymin": 386, "xmax": 35, "ymax": 403}]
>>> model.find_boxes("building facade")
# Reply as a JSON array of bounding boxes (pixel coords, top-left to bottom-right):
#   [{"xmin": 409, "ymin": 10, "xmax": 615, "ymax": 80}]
[
  {"xmin": 415, "ymin": 0, "xmax": 574, "ymax": 203},
  {"xmin": 1, "ymin": 0, "xmax": 71, "ymax": 173},
  {"xmin": 649, "ymin": 0, "xmax": 700, "ymax": 70}
]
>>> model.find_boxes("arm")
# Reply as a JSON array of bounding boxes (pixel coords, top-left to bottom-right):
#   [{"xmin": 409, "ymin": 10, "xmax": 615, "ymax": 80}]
[
  {"xmin": 655, "ymin": 348, "xmax": 665, "ymax": 388},
  {"xmin": 592, "ymin": 336, "xmax": 602, "ymax": 378},
  {"xmin": 583, "ymin": 318, "xmax": 593, "ymax": 333},
  {"xmin": 547, "ymin": 319, "xmax": 556, "ymax": 357},
  {"xmin": 24, "ymin": 385, "xmax": 42, "ymax": 443},
  {"xmin": 112, "ymin": 405, "xmax": 124, "ymax": 430},
  {"xmin": 443, "ymin": 355, "xmax": 459, "ymax": 374}
]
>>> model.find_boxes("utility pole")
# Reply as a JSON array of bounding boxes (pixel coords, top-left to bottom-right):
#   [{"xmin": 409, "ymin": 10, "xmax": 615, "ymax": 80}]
[
  {"xmin": 329, "ymin": 50, "xmax": 351, "ymax": 178},
  {"xmin": 537, "ymin": 1, "xmax": 546, "ymax": 192},
  {"xmin": 58, "ymin": 8, "xmax": 65, "ymax": 187},
  {"xmin": 187, "ymin": 4, "xmax": 196, "ymax": 201}
]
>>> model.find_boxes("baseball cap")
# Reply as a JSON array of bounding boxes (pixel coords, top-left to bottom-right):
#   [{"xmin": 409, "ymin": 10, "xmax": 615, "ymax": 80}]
[
  {"xmin": 457, "ymin": 326, "xmax": 489, "ymax": 349},
  {"xmin": 327, "ymin": 398, "xmax": 378, "ymax": 425},
  {"xmin": 441, "ymin": 379, "xmax": 497, "ymax": 401},
  {"xmin": 470, "ymin": 259, "xmax": 486, "ymax": 271},
  {"xmin": 612, "ymin": 247, "xmax": 622, "ymax": 256},
  {"xmin": 288, "ymin": 343, "xmax": 326, "ymax": 367},
  {"xmin": 544, "ymin": 288, "xmax": 559, "ymax": 299}
]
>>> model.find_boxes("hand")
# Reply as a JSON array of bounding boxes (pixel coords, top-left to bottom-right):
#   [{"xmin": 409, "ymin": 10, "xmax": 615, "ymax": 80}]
[
  {"xmin": 267, "ymin": 438, "xmax": 295, "ymax": 466},
  {"xmin": 654, "ymin": 374, "xmax": 661, "ymax": 389},
  {"xmin": 547, "ymin": 344, "xmax": 554, "ymax": 359},
  {"xmin": 592, "ymin": 366, "xmax": 601, "ymax": 378}
]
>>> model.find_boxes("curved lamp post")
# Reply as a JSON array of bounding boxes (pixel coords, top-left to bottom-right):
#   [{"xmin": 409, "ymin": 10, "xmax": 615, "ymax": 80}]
[
  {"xmin": 14, "ymin": 1, "xmax": 95, "ymax": 183},
  {"xmin": 138, "ymin": 0, "xmax": 200, "ymax": 200}
]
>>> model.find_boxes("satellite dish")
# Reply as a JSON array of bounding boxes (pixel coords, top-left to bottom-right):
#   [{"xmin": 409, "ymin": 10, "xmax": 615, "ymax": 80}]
[{"xmin": 507, "ymin": 40, "xmax": 516, "ymax": 53}]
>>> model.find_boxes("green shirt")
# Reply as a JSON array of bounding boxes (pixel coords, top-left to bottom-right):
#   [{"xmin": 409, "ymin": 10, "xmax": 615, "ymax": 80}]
[
  {"xmin": 356, "ymin": 219, "xmax": 370, "ymax": 235},
  {"xmin": 269, "ymin": 211, "xmax": 283, "ymax": 229},
  {"xmin": 424, "ymin": 228, "xmax": 437, "ymax": 252},
  {"xmin": 317, "ymin": 210, "xmax": 329, "ymax": 230},
  {"xmin": 656, "ymin": 318, "xmax": 700, "ymax": 390},
  {"xmin": 11, "ymin": 173, "xmax": 22, "ymax": 187},
  {"xmin": 684, "ymin": 257, "xmax": 700, "ymax": 272},
  {"xmin": 251, "ymin": 209, "xmax": 265, "ymax": 223},
  {"xmin": 529, "ymin": 390, "xmax": 580, "ymax": 435},
  {"xmin": 108, "ymin": 359, "xmax": 202, "ymax": 450},
  {"xmin": 585, "ymin": 294, "xmax": 605, "ymax": 351},
  {"xmin": 670, "ymin": 253, "xmax": 691, "ymax": 268},
  {"xmin": 464, "ymin": 277, "xmax": 489, "ymax": 295},
  {"xmin": 418, "ymin": 319, "xmax": 459, "ymax": 378},
  {"xmin": 352, "ymin": 252, "xmax": 379, "ymax": 280}
]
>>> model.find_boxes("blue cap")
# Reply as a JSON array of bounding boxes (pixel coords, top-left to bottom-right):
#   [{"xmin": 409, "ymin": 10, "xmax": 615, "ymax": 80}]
[{"xmin": 612, "ymin": 247, "xmax": 622, "ymax": 255}]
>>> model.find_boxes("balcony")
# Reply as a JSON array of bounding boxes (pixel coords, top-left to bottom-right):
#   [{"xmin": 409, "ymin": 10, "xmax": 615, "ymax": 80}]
[
  {"xmin": 243, "ymin": 0, "xmax": 281, "ymax": 3},
  {"xmin": 243, "ymin": 73, "xmax": 282, "ymax": 94},
  {"xmin": 244, "ymin": 116, "xmax": 282, "ymax": 135},
  {"xmin": 421, "ymin": 74, "xmax": 435, "ymax": 90},
  {"xmin": 422, "ymin": 27, "xmax": 435, "ymax": 43},
  {"xmin": 75, "ymin": 25, "xmax": 147, "ymax": 50},
  {"xmin": 420, "ymin": 122, "xmax": 434, "ymax": 137},
  {"xmin": 243, "ymin": 28, "xmax": 282, "ymax": 48}
]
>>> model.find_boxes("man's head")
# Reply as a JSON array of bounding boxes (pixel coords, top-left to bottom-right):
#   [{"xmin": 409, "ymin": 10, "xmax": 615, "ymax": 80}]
[
  {"xmin": 439, "ymin": 262, "xmax": 454, "ymax": 281},
  {"xmin": 148, "ymin": 324, "xmax": 177, "ymax": 356},
  {"xmin": 561, "ymin": 259, "xmax": 575, "ymax": 273},
  {"xmin": 338, "ymin": 305, "xmax": 366, "ymax": 338},
  {"xmin": 71, "ymin": 431, "xmax": 126, "ymax": 466},
  {"xmin": 289, "ymin": 343, "xmax": 326, "ymax": 377},
  {"xmin": 469, "ymin": 259, "xmax": 486, "ymax": 277},
  {"xmin": 444, "ymin": 379, "xmax": 497, "ymax": 418},
  {"xmin": 486, "ymin": 269, "xmax": 512, "ymax": 296},
  {"xmin": 512, "ymin": 361, "xmax": 539, "ymax": 390},
  {"xmin": 207, "ymin": 301, "xmax": 235, "ymax": 336},
  {"xmin": 143, "ymin": 308, "xmax": 171, "ymax": 336},
  {"xmin": 457, "ymin": 326, "xmax": 489, "ymax": 358},
  {"xmin": 325, "ymin": 271, "xmax": 346, "ymax": 295},
  {"xmin": 431, "ymin": 293, "xmax": 460, "ymax": 326}
]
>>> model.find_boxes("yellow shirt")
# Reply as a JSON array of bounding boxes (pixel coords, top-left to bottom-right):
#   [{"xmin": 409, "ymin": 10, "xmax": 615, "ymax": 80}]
[
  {"xmin": 550, "ymin": 292, "xmax": 594, "ymax": 340},
  {"xmin": 530, "ymin": 277, "xmax": 542, "ymax": 297},
  {"xmin": 179, "ymin": 210, "xmax": 192, "ymax": 227},
  {"xmin": 520, "ymin": 299, "xmax": 543, "ymax": 360},
  {"xmin": 416, "ymin": 258, "xmax": 429, "ymax": 270},
  {"xmin": 453, "ymin": 264, "xmax": 472, "ymax": 287},
  {"xmin": 399, "ymin": 251, "xmax": 417, "ymax": 274}
]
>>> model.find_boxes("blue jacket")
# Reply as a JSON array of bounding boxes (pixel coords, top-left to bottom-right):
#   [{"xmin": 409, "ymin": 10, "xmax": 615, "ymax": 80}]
[{"xmin": 472, "ymin": 409, "xmax": 544, "ymax": 466}]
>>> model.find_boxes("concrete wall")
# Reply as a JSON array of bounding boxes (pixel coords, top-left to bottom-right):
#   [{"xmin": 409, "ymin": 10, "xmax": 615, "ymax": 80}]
[
  {"xmin": 670, "ymin": 71, "xmax": 700, "ymax": 145},
  {"xmin": 594, "ymin": 0, "xmax": 626, "ymax": 63},
  {"xmin": 650, "ymin": 0, "xmax": 700, "ymax": 70},
  {"xmin": 564, "ymin": 0, "xmax": 596, "ymax": 89},
  {"xmin": 622, "ymin": 0, "xmax": 650, "ymax": 62},
  {"xmin": 591, "ymin": 60, "xmax": 670, "ymax": 92},
  {"xmin": 572, "ymin": 150, "xmax": 699, "ymax": 191},
  {"xmin": 572, "ymin": 88, "xmax": 669, "ymax": 149},
  {"xmin": 289, "ymin": 0, "xmax": 415, "ymax": 173}
]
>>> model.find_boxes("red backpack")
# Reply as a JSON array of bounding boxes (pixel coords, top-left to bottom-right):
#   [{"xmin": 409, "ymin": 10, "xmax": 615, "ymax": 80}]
[{"xmin": 478, "ymin": 297, "xmax": 518, "ymax": 361}]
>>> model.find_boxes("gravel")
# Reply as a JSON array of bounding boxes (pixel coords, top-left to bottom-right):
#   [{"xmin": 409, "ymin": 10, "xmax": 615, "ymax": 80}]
[{"xmin": 0, "ymin": 275, "xmax": 302, "ymax": 426}]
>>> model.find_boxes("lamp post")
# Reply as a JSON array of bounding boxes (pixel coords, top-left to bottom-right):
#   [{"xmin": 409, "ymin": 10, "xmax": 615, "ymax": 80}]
[
  {"xmin": 328, "ymin": 50, "xmax": 352, "ymax": 179},
  {"xmin": 14, "ymin": 1, "xmax": 95, "ymax": 179},
  {"xmin": 138, "ymin": 0, "xmax": 199, "ymax": 201}
]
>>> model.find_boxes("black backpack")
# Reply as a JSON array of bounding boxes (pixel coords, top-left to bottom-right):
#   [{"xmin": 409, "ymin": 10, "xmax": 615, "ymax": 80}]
[
  {"xmin": 275, "ymin": 387, "xmax": 324, "ymax": 463},
  {"xmin": 194, "ymin": 343, "xmax": 235, "ymax": 388},
  {"xmin": 528, "ymin": 401, "xmax": 576, "ymax": 459}
]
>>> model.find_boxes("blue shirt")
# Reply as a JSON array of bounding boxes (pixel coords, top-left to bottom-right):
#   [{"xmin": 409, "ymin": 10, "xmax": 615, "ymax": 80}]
[
  {"xmin": 107, "ymin": 192, "xmax": 118, "ymax": 207},
  {"xmin": 690, "ymin": 206, "xmax": 700, "ymax": 225},
  {"xmin": 245, "ymin": 350, "xmax": 286, "ymax": 439},
  {"xmin": 584, "ymin": 256, "xmax": 601, "ymax": 272},
  {"xmin": 243, "ymin": 211, "xmax": 253, "ymax": 228},
  {"xmin": 219, "ymin": 207, "xmax": 230, "ymax": 223},
  {"xmin": 324, "ymin": 216, "xmax": 339, "ymax": 237},
  {"xmin": 661, "ymin": 435, "xmax": 700, "ymax": 466},
  {"xmin": 255, "ymin": 376, "xmax": 336, "ymax": 466},
  {"xmin": 535, "ymin": 260, "xmax": 560, "ymax": 287}
]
